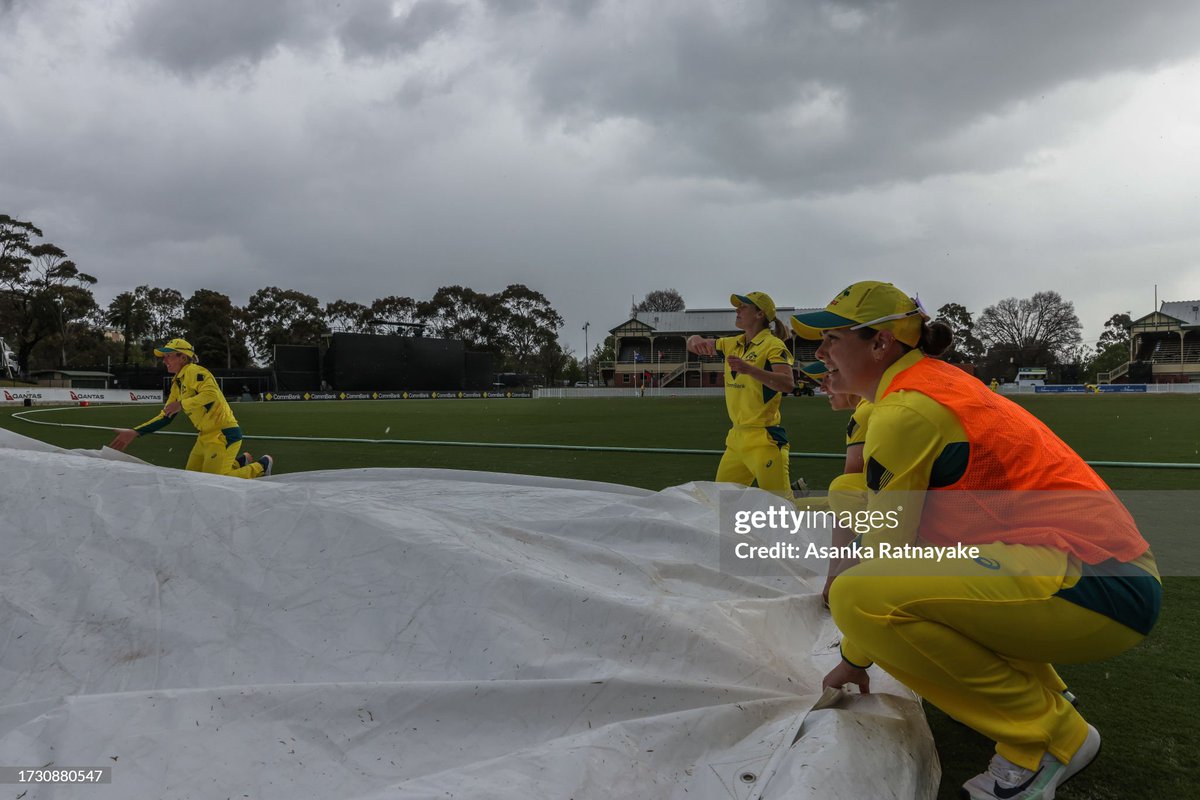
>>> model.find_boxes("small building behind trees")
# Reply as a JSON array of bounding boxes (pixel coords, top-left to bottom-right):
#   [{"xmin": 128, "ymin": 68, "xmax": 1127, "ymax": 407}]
[{"xmin": 603, "ymin": 306, "xmax": 819, "ymax": 389}]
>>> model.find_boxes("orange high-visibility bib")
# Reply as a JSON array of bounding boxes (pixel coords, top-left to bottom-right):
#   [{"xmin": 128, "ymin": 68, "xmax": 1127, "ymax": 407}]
[{"xmin": 882, "ymin": 358, "xmax": 1149, "ymax": 564}]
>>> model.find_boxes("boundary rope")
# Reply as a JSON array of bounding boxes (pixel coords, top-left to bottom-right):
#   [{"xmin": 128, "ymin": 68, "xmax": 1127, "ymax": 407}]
[{"xmin": 10, "ymin": 406, "xmax": 1200, "ymax": 469}]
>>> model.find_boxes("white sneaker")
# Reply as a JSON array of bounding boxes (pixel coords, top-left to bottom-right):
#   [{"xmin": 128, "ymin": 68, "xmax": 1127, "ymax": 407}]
[
  {"xmin": 257, "ymin": 455, "xmax": 274, "ymax": 477},
  {"xmin": 960, "ymin": 725, "xmax": 1101, "ymax": 799}
]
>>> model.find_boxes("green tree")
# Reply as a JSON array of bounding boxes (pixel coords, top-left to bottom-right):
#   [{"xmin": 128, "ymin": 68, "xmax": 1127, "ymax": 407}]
[
  {"xmin": 636, "ymin": 288, "xmax": 686, "ymax": 313},
  {"xmin": 1081, "ymin": 312, "xmax": 1133, "ymax": 381},
  {"xmin": 0, "ymin": 214, "xmax": 44, "ymax": 372},
  {"xmin": 1088, "ymin": 345, "xmax": 1131, "ymax": 381},
  {"xmin": 590, "ymin": 335, "xmax": 615, "ymax": 368},
  {"xmin": 977, "ymin": 291, "xmax": 1082, "ymax": 366},
  {"xmin": 243, "ymin": 287, "xmax": 326, "ymax": 364},
  {"xmin": 29, "ymin": 243, "xmax": 98, "ymax": 367},
  {"xmin": 105, "ymin": 291, "xmax": 150, "ymax": 365},
  {"xmin": 136, "ymin": 286, "xmax": 185, "ymax": 349},
  {"xmin": 934, "ymin": 302, "xmax": 985, "ymax": 362},
  {"xmin": 419, "ymin": 286, "xmax": 501, "ymax": 351},
  {"xmin": 367, "ymin": 295, "xmax": 421, "ymax": 335},
  {"xmin": 325, "ymin": 299, "xmax": 370, "ymax": 333},
  {"xmin": 1, "ymin": 217, "xmax": 98, "ymax": 370},
  {"xmin": 495, "ymin": 284, "xmax": 564, "ymax": 372},
  {"xmin": 0, "ymin": 214, "xmax": 40, "ymax": 275},
  {"xmin": 1096, "ymin": 313, "xmax": 1132, "ymax": 353},
  {"xmin": 561, "ymin": 352, "xmax": 584, "ymax": 384},
  {"xmin": 39, "ymin": 283, "xmax": 100, "ymax": 368},
  {"xmin": 68, "ymin": 306, "xmax": 124, "ymax": 369},
  {"xmin": 537, "ymin": 340, "xmax": 570, "ymax": 385},
  {"xmin": 182, "ymin": 289, "xmax": 251, "ymax": 368}
]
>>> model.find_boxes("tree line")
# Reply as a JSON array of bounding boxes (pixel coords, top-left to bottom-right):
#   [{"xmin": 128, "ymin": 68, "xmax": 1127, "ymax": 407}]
[
  {"xmin": 933, "ymin": 293, "xmax": 1131, "ymax": 382},
  {"xmin": 3, "ymin": 212, "xmax": 1134, "ymax": 384},
  {"xmin": 2, "ymin": 214, "xmax": 568, "ymax": 380}
]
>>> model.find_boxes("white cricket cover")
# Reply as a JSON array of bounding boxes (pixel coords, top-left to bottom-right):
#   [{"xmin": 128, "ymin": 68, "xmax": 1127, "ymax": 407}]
[{"xmin": 0, "ymin": 428, "xmax": 938, "ymax": 799}]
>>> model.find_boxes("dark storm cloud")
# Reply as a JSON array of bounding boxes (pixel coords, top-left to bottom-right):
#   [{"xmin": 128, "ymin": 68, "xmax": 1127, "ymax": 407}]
[
  {"xmin": 522, "ymin": 0, "xmax": 1200, "ymax": 191},
  {"xmin": 0, "ymin": 0, "xmax": 32, "ymax": 22},
  {"xmin": 102, "ymin": 0, "xmax": 1200, "ymax": 193},
  {"xmin": 484, "ymin": 0, "xmax": 598, "ymax": 21},
  {"xmin": 338, "ymin": 0, "xmax": 465, "ymax": 60},
  {"xmin": 5, "ymin": 0, "xmax": 1200, "ymax": 356},
  {"xmin": 123, "ymin": 0, "xmax": 465, "ymax": 75},
  {"xmin": 483, "ymin": 0, "xmax": 539, "ymax": 17},
  {"xmin": 123, "ymin": 0, "xmax": 324, "ymax": 75},
  {"xmin": 395, "ymin": 71, "xmax": 457, "ymax": 107}
]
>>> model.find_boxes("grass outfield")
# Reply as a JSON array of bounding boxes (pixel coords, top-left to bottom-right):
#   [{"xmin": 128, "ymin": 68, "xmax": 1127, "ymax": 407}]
[
  {"xmin": 4, "ymin": 393, "xmax": 1199, "ymax": 489},
  {"xmin": 2, "ymin": 394, "xmax": 1197, "ymax": 799}
]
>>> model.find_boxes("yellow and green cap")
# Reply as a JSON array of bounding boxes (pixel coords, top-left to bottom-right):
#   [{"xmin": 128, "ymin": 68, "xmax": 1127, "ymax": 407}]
[
  {"xmin": 730, "ymin": 291, "xmax": 777, "ymax": 323},
  {"xmin": 790, "ymin": 281, "xmax": 926, "ymax": 347},
  {"xmin": 153, "ymin": 338, "xmax": 197, "ymax": 361},
  {"xmin": 797, "ymin": 360, "xmax": 828, "ymax": 378}
]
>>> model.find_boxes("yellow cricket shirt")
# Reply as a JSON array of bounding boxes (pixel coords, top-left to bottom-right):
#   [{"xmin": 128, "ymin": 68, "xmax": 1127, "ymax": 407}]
[
  {"xmin": 715, "ymin": 330, "xmax": 794, "ymax": 429},
  {"xmin": 135, "ymin": 362, "xmax": 241, "ymax": 437},
  {"xmin": 846, "ymin": 398, "xmax": 873, "ymax": 447}
]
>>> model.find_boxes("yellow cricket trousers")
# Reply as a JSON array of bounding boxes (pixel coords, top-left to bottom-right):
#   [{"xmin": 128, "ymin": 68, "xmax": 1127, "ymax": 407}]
[
  {"xmin": 829, "ymin": 541, "xmax": 1157, "ymax": 770},
  {"xmin": 185, "ymin": 427, "xmax": 263, "ymax": 479},
  {"xmin": 716, "ymin": 425, "xmax": 790, "ymax": 495}
]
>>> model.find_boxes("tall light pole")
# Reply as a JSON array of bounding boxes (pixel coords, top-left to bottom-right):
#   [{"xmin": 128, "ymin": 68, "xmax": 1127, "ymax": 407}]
[{"xmin": 582, "ymin": 321, "xmax": 590, "ymax": 386}]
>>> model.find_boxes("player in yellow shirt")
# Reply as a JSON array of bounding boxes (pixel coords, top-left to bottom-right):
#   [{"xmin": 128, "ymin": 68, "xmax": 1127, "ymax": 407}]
[
  {"xmin": 687, "ymin": 292, "xmax": 795, "ymax": 495},
  {"xmin": 796, "ymin": 359, "xmax": 873, "ymax": 604},
  {"xmin": 791, "ymin": 281, "xmax": 1159, "ymax": 800},
  {"xmin": 109, "ymin": 338, "xmax": 274, "ymax": 478}
]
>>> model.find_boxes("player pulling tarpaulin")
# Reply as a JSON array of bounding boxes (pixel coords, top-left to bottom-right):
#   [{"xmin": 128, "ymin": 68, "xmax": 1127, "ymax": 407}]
[
  {"xmin": 791, "ymin": 281, "xmax": 1161, "ymax": 800},
  {"xmin": 108, "ymin": 338, "xmax": 275, "ymax": 478}
]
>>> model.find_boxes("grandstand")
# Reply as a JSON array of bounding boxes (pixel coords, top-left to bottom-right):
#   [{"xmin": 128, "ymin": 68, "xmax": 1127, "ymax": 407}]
[
  {"xmin": 1103, "ymin": 300, "xmax": 1200, "ymax": 384},
  {"xmin": 603, "ymin": 306, "xmax": 820, "ymax": 388}
]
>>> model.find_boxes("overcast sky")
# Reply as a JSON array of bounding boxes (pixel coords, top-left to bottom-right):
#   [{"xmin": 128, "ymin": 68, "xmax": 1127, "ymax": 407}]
[{"xmin": 4, "ymin": 0, "xmax": 1200, "ymax": 357}]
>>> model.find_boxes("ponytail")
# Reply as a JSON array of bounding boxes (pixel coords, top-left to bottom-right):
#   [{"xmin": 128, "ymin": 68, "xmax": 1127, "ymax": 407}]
[{"xmin": 918, "ymin": 320, "xmax": 954, "ymax": 357}]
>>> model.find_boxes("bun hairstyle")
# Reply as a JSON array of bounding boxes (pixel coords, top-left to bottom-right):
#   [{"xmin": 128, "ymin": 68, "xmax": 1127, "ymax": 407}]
[
  {"xmin": 918, "ymin": 320, "xmax": 954, "ymax": 357},
  {"xmin": 856, "ymin": 318, "xmax": 953, "ymax": 357}
]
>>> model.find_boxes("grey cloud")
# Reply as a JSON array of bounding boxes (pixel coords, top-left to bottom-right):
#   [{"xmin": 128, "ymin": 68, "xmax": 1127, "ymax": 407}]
[
  {"xmin": 521, "ymin": 0, "xmax": 1200, "ymax": 192},
  {"xmin": 395, "ymin": 72, "xmax": 458, "ymax": 107},
  {"xmin": 0, "ymin": 0, "xmax": 33, "ymax": 21},
  {"xmin": 123, "ymin": 0, "xmax": 324, "ymax": 75},
  {"xmin": 564, "ymin": 0, "xmax": 601, "ymax": 21},
  {"xmin": 483, "ymin": 0, "xmax": 539, "ymax": 18},
  {"xmin": 338, "ymin": 0, "xmax": 465, "ymax": 60},
  {"xmin": 6, "ymin": 0, "xmax": 1198, "ymax": 358},
  {"xmin": 485, "ymin": 0, "xmax": 598, "ymax": 21},
  {"xmin": 122, "ymin": 0, "xmax": 464, "ymax": 76}
]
